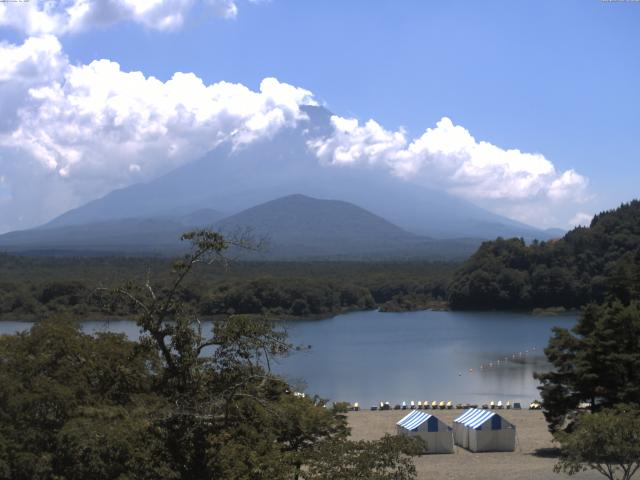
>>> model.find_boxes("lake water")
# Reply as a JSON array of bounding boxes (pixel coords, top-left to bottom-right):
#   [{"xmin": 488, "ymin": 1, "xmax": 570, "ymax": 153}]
[{"xmin": 0, "ymin": 309, "xmax": 576, "ymax": 407}]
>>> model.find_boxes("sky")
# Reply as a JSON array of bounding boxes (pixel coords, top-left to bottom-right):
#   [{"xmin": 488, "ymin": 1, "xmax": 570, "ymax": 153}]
[{"xmin": 0, "ymin": 0, "xmax": 638, "ymax": 233}]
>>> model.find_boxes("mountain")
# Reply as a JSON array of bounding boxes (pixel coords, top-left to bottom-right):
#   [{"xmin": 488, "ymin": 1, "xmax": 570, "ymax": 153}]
[
  {"xmin": 0, "ymin": 209, "xmax": 224, "ymax": 255},
  {"xmin": 0, "ymin": 218, "xmax": 187, "ymax": 254},
  {"xmin": 448, "ymin": 200, "xmax": 640, "ymax": 309},
  {"xmin": 177, "ymin": 208, "xmax": 225, "ymax": 228},
  {"xmin": 213, "ymin": 194, "xmax": 478, "ymax": 259},
  {"xmin": 216, "ymin": 193, "xmax": 413, "ymax": 245},
  {"xmin": 40, "ymin": 106, "xmax": 553, "ymax": 241},
  {"xmin": 0, "ymin": 194, "xmax": 479, "ymax": 259}
]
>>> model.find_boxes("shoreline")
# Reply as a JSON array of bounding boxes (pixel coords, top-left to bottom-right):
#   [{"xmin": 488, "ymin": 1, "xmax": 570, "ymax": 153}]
[{"xmin": 0, "ymin": 305, "xmax": 582, "ymax": 323}]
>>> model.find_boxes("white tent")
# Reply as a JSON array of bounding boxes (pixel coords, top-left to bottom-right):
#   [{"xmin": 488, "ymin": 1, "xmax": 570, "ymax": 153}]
[
  {"xmin": 396, "ymin": 410, "xmax": 454, "ymax": 454},
  {"xmin": 453, "ymin": 408, "xmax": 515, "ymax": 452}
]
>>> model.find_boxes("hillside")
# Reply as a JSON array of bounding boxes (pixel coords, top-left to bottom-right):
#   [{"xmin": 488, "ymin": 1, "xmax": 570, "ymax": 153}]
[
  {"xmin": 214, "ymin": 194, "xmax": 478, "ymax": 260},
  {"xmin": 448, "ymin": 200, "xmax": 640, "ymax": 309},
  {"xmin": 0, "ymin": 209, "xmax": 224, "ymax": 255},
  {"xmin": 0, "ymin": 194, "xmax": 479, "ymax": 260}
]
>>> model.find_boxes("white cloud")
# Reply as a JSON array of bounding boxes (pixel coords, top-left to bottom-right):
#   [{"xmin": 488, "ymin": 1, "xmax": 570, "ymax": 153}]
[
  {"xmin": 309, "ymin": 117, "xmax": 407, "ymax": 166},
  {"xmin": 548, "ymin": 169, "xmax": 589, "ymax": 201},
  {"xmin": 0, "ymin": 35, "xmax": 65, "ymax": 135},
  {"xmin": 0, "ymin": 31, "xmax": 591, "ymax": 233},
  {"xmin": 0, "ymin": 0, "xmax": 240, "ymax": 35},
  {"xmin": 0, "ymin": 34, "xmax": 64, "ymax": 83},
  {"xmin": 0, "ymin": 35, "xmax": 316, "ymax": 231},
  {"xmin": 309, "ymin": 115, "xmax": 589, "ymax": 203},
  {"xmin": 9, "ymin": 61, "xmax": 314, "ymax": 180},
  {"xmin": 569, "ymin": 212, "xmax": 593, "ymax": 228}
]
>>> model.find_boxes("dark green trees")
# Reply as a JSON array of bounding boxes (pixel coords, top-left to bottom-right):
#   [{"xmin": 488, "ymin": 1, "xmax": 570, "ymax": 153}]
[
  {"xmin": 449, "ymin": 200, "xmax": 640, "ymax": 310},
  {"xmin": 303, "ymin": 434, "xmax": 424, "ymax": 480},
  {"xmin": 0, "ymin": 318, "xmax": 168, "ymax": 480},
  {"xmin": 554, "ymin": 406, "xmax": 640, "ymax": 480},
  {"xmin": 536, "ymin": 301, "xmax": 640, "ymax": 432},
  {"xmin": 0, "ymin": 256, "xmax": 453, "ymax": 320},
  {"xmin": 203, "ymin": 278, "xmax": 375, "ymax": 317}
]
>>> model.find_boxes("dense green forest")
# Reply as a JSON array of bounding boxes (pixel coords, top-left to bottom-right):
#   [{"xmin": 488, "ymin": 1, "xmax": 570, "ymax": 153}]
[
  {"xmin": 0, "ymin": 255, "xmax": 454, "ymax": 320},
  {"xmin": 448, "ymin": 201, "xmax": 640, "ymax": 310}
]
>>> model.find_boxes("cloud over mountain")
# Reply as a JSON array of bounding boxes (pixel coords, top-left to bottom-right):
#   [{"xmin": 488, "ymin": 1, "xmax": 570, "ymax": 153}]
[
  {"xmin": 309, "ymin": 115, "xmax": 588, "ymax": 203},
  {"xmin": 0, "ymin": 7, "xmax": 590, "ymax": 232},
  {"xmin": 0, "ymin": 34, "xmax": 316, "ymax": 231},
  {"xmin": 3, "ymin": 35, "xmax": 314, "ymax": 180}
]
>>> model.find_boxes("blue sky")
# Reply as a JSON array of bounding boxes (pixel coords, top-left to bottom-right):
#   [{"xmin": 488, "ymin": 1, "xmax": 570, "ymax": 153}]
[{"xmin": 0, "ymin": 0, "xmax": 638, "ymax": 232}]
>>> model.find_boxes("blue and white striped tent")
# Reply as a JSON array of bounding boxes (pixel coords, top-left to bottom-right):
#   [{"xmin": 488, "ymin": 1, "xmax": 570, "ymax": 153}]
[
  {"xmin": 453, "ymin": 408, "xmax": 515, "ymax": 452},
  {"xmin": 396, "ymin": 410, "xmax": 453, "ymax": 454}
]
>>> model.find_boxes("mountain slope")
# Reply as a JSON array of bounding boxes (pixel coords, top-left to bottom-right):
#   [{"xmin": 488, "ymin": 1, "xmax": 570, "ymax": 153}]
[
  {"xmin": 0, "ymin": 218, "xmax": 187, "ymax": 254},
  {"xmin": 213, "ymin": 194, "xmax": 481, "ymax": 260},
  {"xmin": 448, "ymin": 200, "xmax": 640, "ymax": 309},
  {"xmin": 214, "ymin": 194, "xmax": 423, "ymax": 258},
  {"xmin": 41, "ymin": 106, "xmax": 552, "ymax": 241},
  {"xmin": 0, "ymin": 194, "xmax": 480, "ymax": 259},
  {"xmin": 0, "ymin": 209, "xmax": 224, "ymax": 255}
]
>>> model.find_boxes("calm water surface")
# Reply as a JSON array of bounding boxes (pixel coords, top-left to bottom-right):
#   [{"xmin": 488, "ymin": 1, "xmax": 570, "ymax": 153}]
[{"xmin": 1, "ymin": 310, "xmax": 576, "ymax": 406}]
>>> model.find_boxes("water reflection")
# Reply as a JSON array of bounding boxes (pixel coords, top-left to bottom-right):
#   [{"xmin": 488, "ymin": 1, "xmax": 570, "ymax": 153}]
[
  {"xmin": 0, "ymin": 309, "xmax": 576, "ymax": 406},
  {"xmin": 274, "ymin": 310, "xmax": 576, "ymax": 406}
]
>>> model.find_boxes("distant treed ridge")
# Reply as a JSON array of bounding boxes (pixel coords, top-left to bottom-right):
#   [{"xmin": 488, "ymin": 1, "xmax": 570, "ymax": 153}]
[
  {"xmin": 448, "ymin": 200, "xmax": 640, "ymax": 310},
  {"xmin": 0, "ymin": 259, "xmax": 453, "ymax": 320}
]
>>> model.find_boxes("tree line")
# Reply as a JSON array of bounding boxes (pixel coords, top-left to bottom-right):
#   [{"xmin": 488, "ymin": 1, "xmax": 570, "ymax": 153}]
[
  {"xmin": 0, "ymin": 256, "xmax": 454, "ymax": 320},
  {"xmin": 448, "ymin": 201, "xmax": 640, "ymax": 310}
]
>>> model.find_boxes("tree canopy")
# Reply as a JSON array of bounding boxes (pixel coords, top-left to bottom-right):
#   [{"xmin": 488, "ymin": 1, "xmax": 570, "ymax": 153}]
[
  {"xmin": 554, "ymin": 406, "xmax": 640, "ymax": 480},
  {"xmin": 536, "ymin": 301, "xmax": 640, "ymax": 432},
  {"xmin": 0, "ymin": 254, "xmax": 454, "ymax": 320},
  {"xmin": 448, "ymin": 200, "xmax": 640, "ymax": 310},
  {"xmin": 0, "ymin": 230, "xmax": 422, "ymax": 480}
]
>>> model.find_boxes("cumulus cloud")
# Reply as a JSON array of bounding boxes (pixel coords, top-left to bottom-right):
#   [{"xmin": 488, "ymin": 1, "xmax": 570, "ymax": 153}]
[
  {"xmin": 0, "ymin": 34, "xmax": 316, "ymax": 231},
  {"xmin": 548, "ymin": 170, "xmax": 589, "ymax": 201},
  {"xmin": 8, "ymin": 59, "xmax": 314, "ymax": 180},
  {"xmin": 309, "ymin": 115, "xmax": 589, "ymax": 203},
  {"xmin": 0, "ymin": 35, "xmax": 65, "ymax": 134},
  {"xmin": 569, "ymin": 212, "xmax": 594, "ymax": 228},
  {"xmin": 0, "ymin": 0, "xmax": 240, "ymax": 35}
]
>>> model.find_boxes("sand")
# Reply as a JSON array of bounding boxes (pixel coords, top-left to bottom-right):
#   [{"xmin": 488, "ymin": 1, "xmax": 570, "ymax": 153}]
[{"xmin": 347, "ymin": 409, "xmax": 602, "ymax": 480}]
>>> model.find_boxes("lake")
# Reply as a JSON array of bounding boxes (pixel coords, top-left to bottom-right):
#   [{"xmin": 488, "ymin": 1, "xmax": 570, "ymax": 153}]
[{"xmin": 0, "ymin": 309, "xmax": 576, "ymax": 407}]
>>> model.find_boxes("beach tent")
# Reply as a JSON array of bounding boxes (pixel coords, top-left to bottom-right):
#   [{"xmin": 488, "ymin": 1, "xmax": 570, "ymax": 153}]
[
  {"xmin": 396, "ymin": 410, "xmax": 454, "ymax": 454},
  {"xmin": 453, "ymin": 408, "xmax": 515, "ymax": 452}
]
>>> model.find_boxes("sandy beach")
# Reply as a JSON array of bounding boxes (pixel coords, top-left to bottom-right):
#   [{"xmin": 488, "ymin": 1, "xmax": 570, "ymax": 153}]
[{"xmin": 347, "ymin": 409, "xmax": 601, "ymax": 480}]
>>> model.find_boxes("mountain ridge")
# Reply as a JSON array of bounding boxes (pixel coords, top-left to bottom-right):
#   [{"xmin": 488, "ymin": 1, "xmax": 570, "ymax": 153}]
[
  {"xmin": 0, "ymin": 194, "xmax": 480, "ymax": 260},
  {"xmin": 38, "ymin": 106, "xmax": 556, "ymax": 241}
]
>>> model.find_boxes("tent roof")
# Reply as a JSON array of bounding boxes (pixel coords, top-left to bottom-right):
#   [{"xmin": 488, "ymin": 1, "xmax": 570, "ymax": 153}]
[
  {"xmin": 397, "ymin": 410, "xmax": 435, "ymax": 431},
  {"xmin": 454, "ymin": 408, "xmax": 505, "ymax": 430}
]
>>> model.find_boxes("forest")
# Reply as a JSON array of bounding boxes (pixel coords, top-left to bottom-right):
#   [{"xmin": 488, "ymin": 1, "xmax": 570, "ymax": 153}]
[
  {"xmin": 448, "ymin": 201, "xmax": 640, "ymax": 310},
  {"xmin": 0, "ymin": 255, "xmax": 454, "ymax": 320}
]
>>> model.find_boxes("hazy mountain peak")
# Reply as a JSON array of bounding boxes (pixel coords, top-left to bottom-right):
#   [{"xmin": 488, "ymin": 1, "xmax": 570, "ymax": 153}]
[{"xmin": 34, "ymin": 105, "xmax": 555, "ymax": 241}]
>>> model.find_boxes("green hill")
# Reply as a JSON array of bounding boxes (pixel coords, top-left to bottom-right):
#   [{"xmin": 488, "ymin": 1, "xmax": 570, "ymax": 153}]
[
  {"xmin": 214, "ymin": 194, "xmax": 477, "ymax": 260},
  {"xmin": 448, "ymin": 200, "xmax": 640, "ymax": 310}
]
